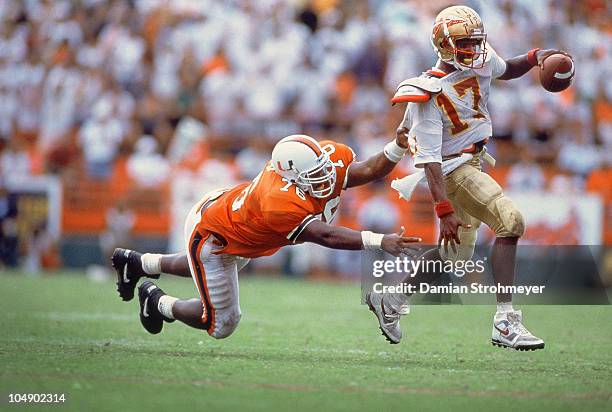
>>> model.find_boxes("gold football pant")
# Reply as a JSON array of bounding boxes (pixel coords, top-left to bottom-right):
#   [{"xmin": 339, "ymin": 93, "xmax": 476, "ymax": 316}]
[{"xmin": 440, "ymin": 153, "xmax": 524, "ymax": 262}]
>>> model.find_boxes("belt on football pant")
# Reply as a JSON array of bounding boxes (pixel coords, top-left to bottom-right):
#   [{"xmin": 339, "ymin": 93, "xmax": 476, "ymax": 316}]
[{"xmin": 442, "ymin": 138, "xmax": 495, "ymax": 166}]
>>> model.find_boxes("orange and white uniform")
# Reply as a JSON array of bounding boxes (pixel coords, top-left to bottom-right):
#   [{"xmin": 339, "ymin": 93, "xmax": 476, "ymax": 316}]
[{"xmin": 183, "ymin": 140, "xmax": 355, "ymax": 338}]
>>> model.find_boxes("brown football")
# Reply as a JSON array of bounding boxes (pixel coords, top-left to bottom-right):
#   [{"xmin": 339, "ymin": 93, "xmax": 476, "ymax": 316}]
[{"xmin": 540, "ymin": 54, "xmax": 575, "ymax": 92}]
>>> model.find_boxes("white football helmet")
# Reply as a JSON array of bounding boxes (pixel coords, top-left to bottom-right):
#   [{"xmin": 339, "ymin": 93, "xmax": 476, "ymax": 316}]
[{"xmin": 271, "ymin": 135, "xmax": 336, "ymax": 199}]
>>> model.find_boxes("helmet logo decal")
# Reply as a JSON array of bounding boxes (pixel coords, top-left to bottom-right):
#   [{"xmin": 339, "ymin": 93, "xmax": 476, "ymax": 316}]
[
  {"xmin": 446, "ymin": 19, "xmax": 465, "ymax": 27},
  {"xmin": 276, "ymin": 159, "xmax": 294, "ymax": 172}
]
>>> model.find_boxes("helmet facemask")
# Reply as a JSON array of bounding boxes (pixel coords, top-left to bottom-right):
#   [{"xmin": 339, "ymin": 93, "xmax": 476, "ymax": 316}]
[
  {"xmin": 447, "ymin": 34, "xmax": 487, "ymax": 70},
  {"xmin": 295, "ymin": 153, "xmax": 336, "ymax": 199}
]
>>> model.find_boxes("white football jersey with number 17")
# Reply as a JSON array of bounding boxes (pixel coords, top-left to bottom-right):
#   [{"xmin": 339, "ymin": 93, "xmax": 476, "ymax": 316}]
[{"xmin": 401, "ymin": 43, "xmax": 507, "ymax": 167}]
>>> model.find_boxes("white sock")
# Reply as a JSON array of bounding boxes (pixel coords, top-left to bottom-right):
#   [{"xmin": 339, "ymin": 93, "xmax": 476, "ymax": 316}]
[
  {"xmin": 385, "ymin": 291, "xmax": 408, "ymax": 310},
  {"xmin": 141, "ymin": 253, "xmax": 162, "ymax": 275},
  {"xmin": 496, "ymin": 302, "xmax": 514, "ymax": 314},
  {"xmin": 158, "ymin": 295, "xmax": 178, "ymax": 319}
]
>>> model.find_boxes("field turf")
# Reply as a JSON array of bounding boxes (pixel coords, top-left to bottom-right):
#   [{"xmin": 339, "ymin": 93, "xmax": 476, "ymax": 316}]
[{"xmin": 1, "ymin": 272, "xmax": 611, "ymax": 411}]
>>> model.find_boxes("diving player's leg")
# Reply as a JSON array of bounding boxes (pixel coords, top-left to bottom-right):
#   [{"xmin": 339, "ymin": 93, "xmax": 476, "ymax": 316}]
[
  {"xmin": 183, "ymin": 234, "xmax": 242, "ymax": 338},
  {"xmin": 112, "ymin": 249, "xmax": 191, "ymax": 301},
  {"xmin": 137, "ymin": 233, "xmax": 243, "ymax": 338}
]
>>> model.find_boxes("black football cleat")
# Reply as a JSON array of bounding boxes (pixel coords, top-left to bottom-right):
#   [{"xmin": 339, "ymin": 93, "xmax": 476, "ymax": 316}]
[
  {"xmin": 111, "ymin": 248, "xmax": 158, "ymax": 301},
  {"xmin": 138, "ymin": 281, "xmax": 174, "ymax": 335}
]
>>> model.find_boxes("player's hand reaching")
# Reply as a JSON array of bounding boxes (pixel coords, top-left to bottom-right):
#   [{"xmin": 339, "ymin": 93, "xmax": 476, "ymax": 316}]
[
  {"xmin": 535, "ymin": 49, "xmax": 572, "ymax": 68},
  {"xmin": 438, "ymin": 214, "xmax": 471, "ymax": 255},
  {"xmin": 381, "ymin": 226, "xmax": 421, "ymax": 258},
  {"xmin": 395, "ymin": 126, "xmax": 409, "ymax": 149}
]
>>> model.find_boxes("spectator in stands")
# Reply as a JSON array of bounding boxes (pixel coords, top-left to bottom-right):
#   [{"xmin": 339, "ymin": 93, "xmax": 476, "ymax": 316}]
[
  {"xmin": 0, "ymin": 138, "xmax": 31, "ymax": 180},
  {"xmin": 100, "ymin": 199, "xmax": 135, "ymax": 260},
  {"xmin": 507, "ymin": 151, "xmax": 546, "ymax": 191},
  {"xmin": 358, "ymin": 182, "xmax": 400, "ymax": 234},
  {"xmin": 0, "ymin": 0, "xmax": 610, "ymax": 266},
  {"xmin": 77, "ymin": 95, "xmax": 127, "ymax": 180},
  {"xmin": 126, "ymin": 135, "xmax": 170, "ymax": 188}
]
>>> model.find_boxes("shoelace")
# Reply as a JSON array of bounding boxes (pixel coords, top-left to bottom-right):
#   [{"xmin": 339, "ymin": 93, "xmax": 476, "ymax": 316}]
[{"xmin": 507, "ymin": 313, "xmax": 531, "ymax": 336}]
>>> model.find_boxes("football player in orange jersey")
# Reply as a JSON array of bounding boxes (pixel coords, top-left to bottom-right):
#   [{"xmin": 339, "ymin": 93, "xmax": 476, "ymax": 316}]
[{"xmin": 111, "ymin": 130, "xmax": 421, "ymax": 339}]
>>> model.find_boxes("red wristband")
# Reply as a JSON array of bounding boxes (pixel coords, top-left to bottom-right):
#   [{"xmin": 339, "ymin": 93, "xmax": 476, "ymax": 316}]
[
  {"xmin": 527, "ymin": 48, "xmax": 540, "ymax": 66},
  {"xmin": 434, "ymin": 200, "xmax": 454, "ymax": 218}
]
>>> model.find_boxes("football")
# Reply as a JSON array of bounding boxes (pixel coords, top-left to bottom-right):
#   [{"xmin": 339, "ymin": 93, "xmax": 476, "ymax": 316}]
[{"xmin": 540, "ymin": 53, "xmax": 575, "ymax": 92}]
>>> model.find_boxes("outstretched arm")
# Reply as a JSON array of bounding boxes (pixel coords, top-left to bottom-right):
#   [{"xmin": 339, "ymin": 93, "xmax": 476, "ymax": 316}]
[
  {"xmin": 498, "ymin": 48, "xmax": 570, "ymax": 81},
  {"xmin": 296, "ymin": 219, "xmax": 421, "ymax": 257},
  {"xmin": 345, "ymin": 127, "xmax": 409, "ymax": 188},
  {"xmin": 423, "ymin": 162, "xmax": 471, "ymax": 255}
]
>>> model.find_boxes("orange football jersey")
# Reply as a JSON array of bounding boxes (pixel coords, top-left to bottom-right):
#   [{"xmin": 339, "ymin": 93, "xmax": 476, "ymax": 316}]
[{"xmin": 197, "ymin": 141, "xmax": 356, "ymax": 258}]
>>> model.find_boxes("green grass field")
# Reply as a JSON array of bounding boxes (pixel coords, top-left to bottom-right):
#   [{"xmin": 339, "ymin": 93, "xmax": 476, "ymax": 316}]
[{"xmin": 1, "ymin": 272, "xmax": 611, "ymax": 411}]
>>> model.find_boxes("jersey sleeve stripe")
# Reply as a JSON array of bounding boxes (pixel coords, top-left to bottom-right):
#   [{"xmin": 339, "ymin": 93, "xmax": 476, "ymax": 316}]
[{"xmin": 287, "ymin": 215, "xmax": 318, "ymax": 243}]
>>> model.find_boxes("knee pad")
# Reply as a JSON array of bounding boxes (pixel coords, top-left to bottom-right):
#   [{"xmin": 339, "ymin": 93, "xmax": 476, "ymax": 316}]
[
  {"xmin": 491, "ymin": 196, "xmax": 525, "ymax": 238},
  {"xmin": 210, "ymin": 310, "xmax": 241, "ymax": 339}
]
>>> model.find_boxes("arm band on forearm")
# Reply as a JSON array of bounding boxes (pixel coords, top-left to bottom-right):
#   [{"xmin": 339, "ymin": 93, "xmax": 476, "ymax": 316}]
[
  {"xmin": 361, "ymin": 231, "xmax": 384, "ymax": 250},
  {"xmin": 383, "ymin": 140, "xmax": 409, "ymax": 163},
  {"xmin": 527, "ymin": 48, "xmax": 541, "ymax": 66},
  {"xmin": 434, "ymin": 200, "xmax": 454, "ymax": 218}
]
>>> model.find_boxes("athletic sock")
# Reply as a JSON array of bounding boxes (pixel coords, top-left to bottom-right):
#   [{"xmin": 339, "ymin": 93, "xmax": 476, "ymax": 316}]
[
  {"xmin": 496, "ymin": 302, "xmax": 514, "ymax": 314},
  {"xmin": 141, "ymin": 253, "xmax": 162, "ymax": 275},
  {"xmin": 158, "ymin": 295, "xmax": 178, "ymax": 320}
]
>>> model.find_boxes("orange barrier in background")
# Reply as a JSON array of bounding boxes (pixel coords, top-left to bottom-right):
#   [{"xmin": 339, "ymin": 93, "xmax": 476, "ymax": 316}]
[{"xmin": 62, "ymin": 158, "xmax": 170, "ymax": 235}]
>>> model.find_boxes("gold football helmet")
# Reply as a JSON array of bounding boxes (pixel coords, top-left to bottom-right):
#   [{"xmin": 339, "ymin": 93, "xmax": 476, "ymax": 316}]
[{"xmin": 431, "ymin": 5, "xmax": 487, "ymax": 70}]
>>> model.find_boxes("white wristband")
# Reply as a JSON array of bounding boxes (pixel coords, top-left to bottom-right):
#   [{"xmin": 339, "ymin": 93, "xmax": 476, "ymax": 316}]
[
  {"xmin": 361, "ymin": 231, "xmax": 385, "ymax": 250},
  {"xmin": 384, "ymin": 139, "xmax": 409, "ymax": 163}
]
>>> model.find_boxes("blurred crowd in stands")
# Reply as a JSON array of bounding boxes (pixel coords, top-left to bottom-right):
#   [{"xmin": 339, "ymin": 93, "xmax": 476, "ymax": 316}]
[{"xmin": 0, "ymin": 0, "xmax": 610, "ymax": 270}]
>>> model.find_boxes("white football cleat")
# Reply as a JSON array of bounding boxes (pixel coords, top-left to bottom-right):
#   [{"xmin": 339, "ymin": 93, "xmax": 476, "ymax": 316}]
[
  {"xmin": 366, "ymin": 292, "xmax": 408, "ymax": 344},
  {"xmin": 492, "ymin": 310, "xmax": 545, "ymax": 351}
]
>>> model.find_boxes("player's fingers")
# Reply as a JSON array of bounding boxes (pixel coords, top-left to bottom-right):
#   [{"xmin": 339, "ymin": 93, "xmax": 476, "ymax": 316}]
[
  {"xmin": 538, "ymin": 50, "xmax": 559, "ymax": 68},
  {"xmin": 397, "ymin": 226, "xmax": 405, "ymax": 237},
  {"xmin": 396, "ymin": 126, "xmax": 409, "ymax": 135},
  {"xmin": 400, "ymin": 242, "xmax": 421, "ymax": 251},
  {"xmin": 453, "ymin": 229, "xmax": 461, "ymax": 245},
  {"xmin": 401, "ymin": 236, "xmax": 422, "ymax": 243},
  {"xmin": 450, "ymin": 239, "xmax": 457, "ymax": 255}
]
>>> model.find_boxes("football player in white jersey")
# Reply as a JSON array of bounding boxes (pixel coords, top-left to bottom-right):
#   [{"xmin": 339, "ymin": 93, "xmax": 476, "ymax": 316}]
[{"xmin": 367, "ymin": 5, "xmax": 569, "ymax": 350}]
